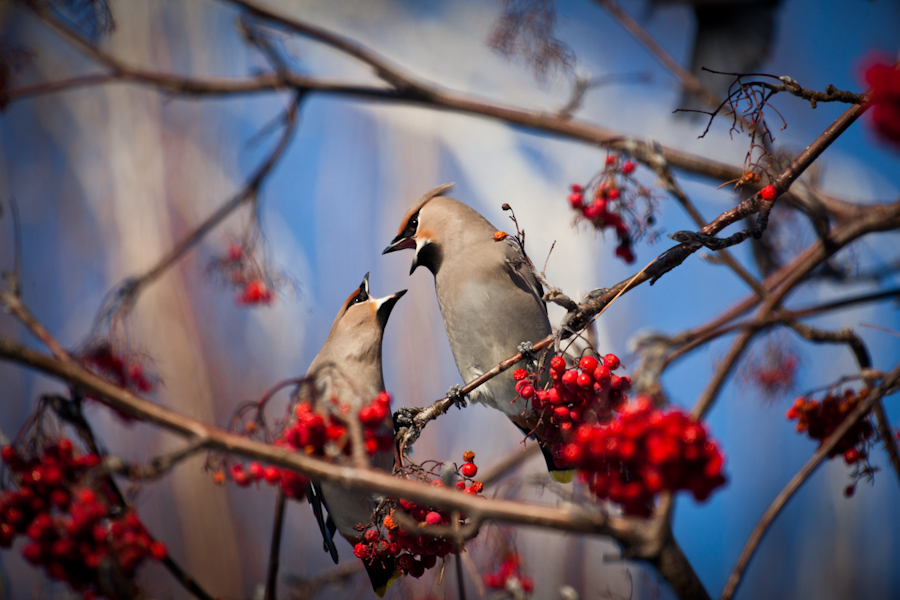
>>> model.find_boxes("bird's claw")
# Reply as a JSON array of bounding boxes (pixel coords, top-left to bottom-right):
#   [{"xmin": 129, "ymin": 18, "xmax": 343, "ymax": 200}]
[
  {"xmin": 393, "ymin": 407, "xmax": 421, "ymax": 432},
  {"xmin": 518, "ymin": 341, "xmax": 537, "ymax": 371},
  {"xmin": 446, "ymin": 384, "xmax": 467, "ymax": 409},
  {"xmin": 393, "ymin": 407, "xmax": 423, "ymax": 448}
]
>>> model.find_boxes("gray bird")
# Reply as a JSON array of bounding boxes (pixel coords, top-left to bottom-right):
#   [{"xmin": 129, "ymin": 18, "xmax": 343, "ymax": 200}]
[
  {"xmin": 383, "ymin": 183, "xmax": 571, "ymax": 481},
  {"xmin": 305, "ymin": 273, "xmax": 405, "ymax": 597}
]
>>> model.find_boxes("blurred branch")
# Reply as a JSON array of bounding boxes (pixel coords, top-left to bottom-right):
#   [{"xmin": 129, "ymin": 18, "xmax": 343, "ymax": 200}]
[
  {"xmin": 0, "ymin": 333, "xmax": 715, "ymax": 599},
  {"xmin": 103, "ymin": 436, "xmax": 210, "ymax": 481},
  {"xmin": 284, "ymin": 562, "xmax": 362, "ymax": 600},
  {"xmin": 592, "ymin": 0, "xmax": 721, "ymax": 109},
  {"xmin": 11, "ymin": 0, "xmax": 865, "ymax": 226},
  {"xmin": 720, "ymin": 363, "xmax": 900, "ymax": 600}
]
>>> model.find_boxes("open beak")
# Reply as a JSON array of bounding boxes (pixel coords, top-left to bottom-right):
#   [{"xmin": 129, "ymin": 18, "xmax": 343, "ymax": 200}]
[
  {"xmin": 376, "ymin": 289, "xmax": 407, "ymax": 325},
  {"xmin": 382, "ymin": 236, "xmax": 416, "ymax": 255}
]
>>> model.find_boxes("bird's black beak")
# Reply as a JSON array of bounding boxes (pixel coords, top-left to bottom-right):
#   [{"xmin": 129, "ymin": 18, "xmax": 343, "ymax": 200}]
[
  {"xmin": 376, "ymin": 289, "xmax": 407, "ymax": 326},
  {"xmin": 359, "ymin": 272, "xmax": 370, "ymax": 295},
  {"xmin": 382, "ymin": 235, "xmax": 416, "ymax": 255}
]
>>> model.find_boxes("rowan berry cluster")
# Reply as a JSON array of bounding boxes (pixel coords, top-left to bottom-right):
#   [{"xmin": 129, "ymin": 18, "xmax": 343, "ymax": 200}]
[
  {"xmin": 483, "ymin": 552, "xmax": 535, "ymax": 594},
  {"xmin": 750, "ymin": 350, "xmax": 797, "ymax": 396},
  {"xmin": 209, "ymin": 241, "xmax": 277, "ymax": 306},
  {"xmin": 560, "ymin": 396, "xmax": 727, "ymax": 517},
  {"xmin": 218, "ymin": 393, "xmax": 394, "ymax": 499},
  {"xmin": 351, "ymin": 453, "xmax": 483, "ymax": 580},
  {"xmin": 0, "ymin": 440, "xmax": 166, "ymax": 599},
  {"xmin": 516, "ymin": 353, "xmax": 630, "ymax": 466},
  {"xmin": 567, "ymin": 155, "xmax": 655, "ymax": 264},
  {"xmin": 80, "ymin": 341, "xmax": 156, "ymax": 394},
  {"xmin": 786, "ymin": 388, "xmax": 874, "ymax": 464},
  {"xmin": 864, "ymin": 58, "xmax": 900, "ymax": 147}
]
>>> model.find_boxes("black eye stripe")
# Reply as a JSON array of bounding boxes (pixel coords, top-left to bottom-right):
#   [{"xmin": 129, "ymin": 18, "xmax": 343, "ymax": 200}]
[{"xmin": 351, "ymin": 290, "xmax": 369, "ymax": 305}]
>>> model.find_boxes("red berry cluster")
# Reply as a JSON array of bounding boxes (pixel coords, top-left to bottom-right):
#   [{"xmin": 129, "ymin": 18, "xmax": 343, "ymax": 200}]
[
  {"xmin": 786, "ymin": 388, "xmax": 874, "ymax": 464},
  {"xmin": 752, "ymin": 352, "xmax": 797, "ymax": 396},
  {"xmin": 210, "ymin": 241, "xmax": 278, "ymax": 306},
  {"xmin": 483, "ymin": 552, "xmax": 535, "ymax": 594},
  {"xmin": 561, "ymin": 397, "xmax": 727, "ymax": 517},
  {"xmin": 567, "ymin": 155, "xmax": 646, "ymax": 263},
  {"xmin": 0, "ymin": 440, "xmax": 166, "ymax": 599},
  {"xmin": 351, "ymin": 453, "xmax": 483, "ymax": 580},
  {"xmin": 80, "ymin": 342, "xmax": 156, "ymax": 394},
  {"xmin": 516, "ymin": 354, "xmax": 630, "ymax": 467},
  {"xmin": 239, "ymin": 279, "xmax": 273, "ymax": 305},
  {"xmin": 218, "ymin": 393, "xmax": 394, "ymax": 500},
  {"xmin": 864, "ymin": 59, "xmax": 900, "ymax": 147}
]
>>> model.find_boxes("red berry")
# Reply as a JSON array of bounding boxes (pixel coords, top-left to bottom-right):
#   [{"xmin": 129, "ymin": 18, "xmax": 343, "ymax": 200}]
[
  {"xmin": 760, "ymin": 185, "xmax": 777, "ymax": 201},
  {"xmin": 353, "ymin": 543, "xmax": 370, "ymax": 559},
  {"xmin": 605, "ymin": 155, "xmax": 616, "ymax": 166},
  {"xmin": 227, "ymin": 243, "xmax": 243, "ymax": 261},
  {"xmin": 150, "ymin": 540, "xmax": 168, "ymax": 560},
  {"xmin": 844, "ymin": 485, "xmax": 855, "ymax": 498},
  {"xmin": 576, "ymin": 373, "xmax": 593, "ymax": 389},
  {"xmin": 263, "ymin": 466, "xmax": 281, "ymax": 484},
  {"xmin": 425, "ymin": 511, "xmax": 442, "ymax": 525},
  {"xmin": 568, "ymin": 192, "xmax": 584, "ymax": 208},
  {"xmin": 513, "ymin": 368, "xmax": 528, "ymax": 381},
  {"xmin": 607, "ymin": 188, "xmax": 620, "ymax": 201},
  {"xmin": 604, "ymin": 354, "xmax": 620, "ymax": 370},
  {"xmin": 248, "ymin": 462, "xmax": 265, "ymax": 480},
  {"xmin": 578, "ymin": 356, "xmax": 598, "ymax": 373},
  {"xmin": 550, "ymin": 356, "xmax": 566, "ymax": 371},
  {"xmin": 460, "ymin": 463, "xmax": 478, "ymax": 478},
  {"xmin": 570, "ymin": 183, "xmax": 583, "ymax": 192},
  {"xmin": 622, "ymin": 161, "xmax": 636, "ymax": 174},
  {"xmin": 516, "ymin": 381, "xmax": 535, "ymax": 399}
]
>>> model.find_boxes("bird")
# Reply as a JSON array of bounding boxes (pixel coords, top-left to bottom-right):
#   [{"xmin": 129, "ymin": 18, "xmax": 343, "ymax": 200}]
[
  {"xmin": 383, "ymin": 183, "xmax": 573, "ymax": 482},
  {"xmin": 304, "ymin": 273, "xmax": 405, "ymax": 597}
]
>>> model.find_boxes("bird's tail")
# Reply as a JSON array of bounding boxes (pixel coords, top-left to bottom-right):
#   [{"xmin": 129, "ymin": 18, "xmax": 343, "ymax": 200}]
[
  {"xmin": 364, "ymin": 556, "xmax": 400, "ymax": 598},
  {"xmin": 513, "ymin": 422, "xmax": 577, "ymax": 483},
  {"xmin": 536, "ymin": 442, "xmax": 576, "ymax": 483}
]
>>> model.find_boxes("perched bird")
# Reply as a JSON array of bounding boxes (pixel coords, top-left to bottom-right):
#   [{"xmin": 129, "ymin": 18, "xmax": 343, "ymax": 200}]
[
  {"xmin": 383, "ymin": 183, "xmax": 571, "ymax": 481},
  {"xmin": 305, "ymin": 273, "xmax": 405, "ymax": 597}
]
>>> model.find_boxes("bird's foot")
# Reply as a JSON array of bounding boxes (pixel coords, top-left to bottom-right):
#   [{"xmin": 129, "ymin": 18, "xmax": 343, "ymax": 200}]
[
  {"xmin": 393, "ymin": 406, "xmax": 421, "ymax": 432},
  {"xmin": 518, "ymin": 341, "xmax": 537, "ymax": 372},
  {"xmin": 446, "ymin": 384, "xmax": 468, "ymax": 409},
  {"xmin": 393, "ymin": 407, "xmax": 423, "ymax": 447}
]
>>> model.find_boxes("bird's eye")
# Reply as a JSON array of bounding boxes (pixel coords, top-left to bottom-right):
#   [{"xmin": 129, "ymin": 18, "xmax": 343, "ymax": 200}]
[
  {"xmin": 403, "ymin": 214, "xmax": 419, "ymax": 237},
  {"xmin": 351, "ymin": 291, "xmax": 368, "ymax": 305}
]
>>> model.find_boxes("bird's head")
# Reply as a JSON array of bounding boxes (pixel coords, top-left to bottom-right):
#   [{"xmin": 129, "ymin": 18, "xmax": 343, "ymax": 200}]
[
  {"xmin": 328, "ymin": 273, "xmax": 407, "ymax": 341},
  {"xmin": 382, "ymin": 182, "xmax": 457, "ymax": 275}
]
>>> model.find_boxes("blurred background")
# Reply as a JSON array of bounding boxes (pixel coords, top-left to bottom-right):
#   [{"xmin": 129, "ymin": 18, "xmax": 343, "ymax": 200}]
[{"xmin": 1, "ymin": 0, "xmax": 899, "ymax": 598}]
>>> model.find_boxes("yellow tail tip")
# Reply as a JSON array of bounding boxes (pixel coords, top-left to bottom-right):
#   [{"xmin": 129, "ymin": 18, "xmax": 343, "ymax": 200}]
[
  {"xmin": 374, "ymin": 569, "xmax": 402, "ymax": 598},
  {"xmin": 551, "ymin": 469, "xmax": 576, "ymax": 484}
]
